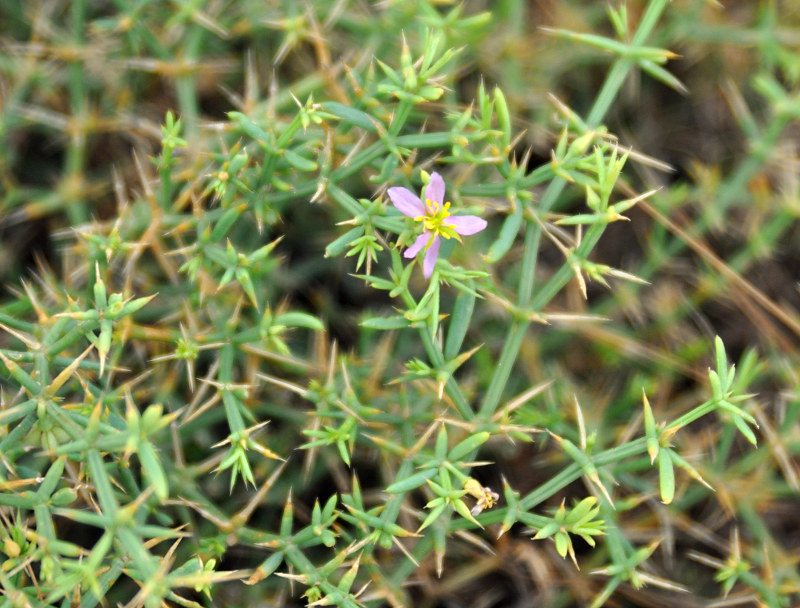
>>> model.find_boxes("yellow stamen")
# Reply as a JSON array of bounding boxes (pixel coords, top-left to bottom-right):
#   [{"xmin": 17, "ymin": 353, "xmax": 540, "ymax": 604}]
[{"xmin": 414, "ymin": 199, "xmax": 462, "ymax": 247}]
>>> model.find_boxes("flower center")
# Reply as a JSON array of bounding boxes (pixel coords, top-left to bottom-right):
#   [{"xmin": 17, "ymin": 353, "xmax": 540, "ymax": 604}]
[{"xmin": 415, "ymin": 199, "xmax": 461, "ymax": 245}]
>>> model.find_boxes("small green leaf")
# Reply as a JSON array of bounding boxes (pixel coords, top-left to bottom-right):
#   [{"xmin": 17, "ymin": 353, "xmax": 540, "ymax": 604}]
[
  {"xmin": 708, "ymin": 370, "xmax": 723, "ymax": 400},
  {"xmin": 555, "ymin": 531, "xmax": 569, "ymax": 558},
  {"xmin": 731, "ymin": 414, "xmax": 758, "ymax": 447},
  {"xmin": 444, "ymin": 289, "xmax": 475, "ymax": 360},
  {"xmin": 532, "ymin": 521, "xmax": 559, "ymax": 540},
  {"xmin": 714, "ymin": 336, "xmax": 727, "ymax": 377},
  {"xmin": 211, "ymin": 204, "xmax": 245, "ymax": 242},
  {"xmin": 117, "ymin": 294, "xmax": 156, "ymax": 318},
  {"xmin": 485, "ymin": 203, "xmax": 523, "ymax": 263},
  {"xmin": 642, "ymin": 390, "xmax": 659, "ymax": 464},
  {"xmin": 417, "ymin": 502, "xmax": 447, "ymax": 532},
  {"xmin": 435, "ymin": 427, "xmax": 448, "ymax": 460},
  {"xmin": 658, "ymin": 448, "xmax": 675, "ymax": 504},
  {"xmin": 493, "ymin": 86, "xmax": 511, "ymax": 148},
  {"xmin": 139, "ymin": 441, "xmax": 169, "ymax": 501},
  {"xmin": 353, "ymin": 274, "xmax": 396, "ymax": 291},
  {"xmin": 322, "ymin": 102, "xmax": 379, "ymax": 132},
  {"xmin": 336, "ymin": 439, "xmax": 352, "ymax": 466},
  {"xmin": 280, "ymin": 494, "xmax": 293, "ymax": 537},
  {"xmin": 229, "ymin": 111, "xmax": 270, "ymax": 144},
  {"xmin": 360, "ymin": 315, "xmax": 410, "ymax": 330},
  {"xmin": 87, "ymin": 450, "xmax": 118, "ymax": 514},
  {"xmin": 274, "ymin": 311, "xmax": 325, "ymax": 331},
  {"xmin": 452, "ymin": 498, "xmax": 482, "ymax": 528},
  {"xmin": 447, "ymin": 432, "xmax": 490, "ymax": 462},
  {"xmin": 282, "ymin": 148, "xmax": 317, "ymax": 172},
  {"xmin": 386, "ymin": 470, "xmax": 436, "ymax": 494},
  {"xmin": 638, "ymin": 59, "xmax": 688, "ymax": 95},
  {"xmin": 326, "ymin": 227, "xmax": 364, "ymax": 258},
  {"xmin": 565, "ymin": 497, "xmax": 597, "ymax": 525}
]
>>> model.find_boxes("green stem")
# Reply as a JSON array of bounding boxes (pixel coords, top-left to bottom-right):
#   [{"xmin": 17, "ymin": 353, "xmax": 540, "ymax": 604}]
[
  {"xmin": 65, "ymin": 0, "xmax": 88, "ymax": 224},
  {"xmin": 389, "ymin": 99, "xmax": 414, "ymax": 137},
  {"xmin": 418, "ymin": 319, "xmax": 473, "ymax": 421},
  {"xmin": 478, "ymin": 0, "xmax": 671, "ymax": 421}
]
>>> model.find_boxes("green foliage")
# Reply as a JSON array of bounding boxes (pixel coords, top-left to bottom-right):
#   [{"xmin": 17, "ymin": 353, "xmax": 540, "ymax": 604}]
[{"xmin": 1, "ymin": 1, "xmax": 800, "ymax": 607}]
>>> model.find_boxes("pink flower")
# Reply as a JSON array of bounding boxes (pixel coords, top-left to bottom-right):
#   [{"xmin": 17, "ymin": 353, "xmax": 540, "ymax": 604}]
[{"xmin": 388, "ymin": 172, "xmax": 487, "ymax": 278}]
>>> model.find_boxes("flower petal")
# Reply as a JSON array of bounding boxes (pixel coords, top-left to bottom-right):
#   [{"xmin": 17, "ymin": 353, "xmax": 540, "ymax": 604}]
[
  {"xmin": 423, "ymin": 235, "xmax": 441, "ymax": 278},
  {"xmin": 424, "ymin": 172, "xmax": 446, "ymax": 206},
  {"xmin": 448, "ymin": 215, "xmax": 487, "ymax": 236},
  {"xmin": 388, "ymin": 187, "xmax": 425, "ymax": 218},
  {"xmin": 404, "ymin": 232, "xmax": 429, "ymax": 259}
]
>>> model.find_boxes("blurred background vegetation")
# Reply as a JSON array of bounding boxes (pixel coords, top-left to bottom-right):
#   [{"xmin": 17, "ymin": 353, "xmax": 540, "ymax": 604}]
[{"xmin": 1, "ymin": 0, "xmax": 799, "ymax": 606}]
